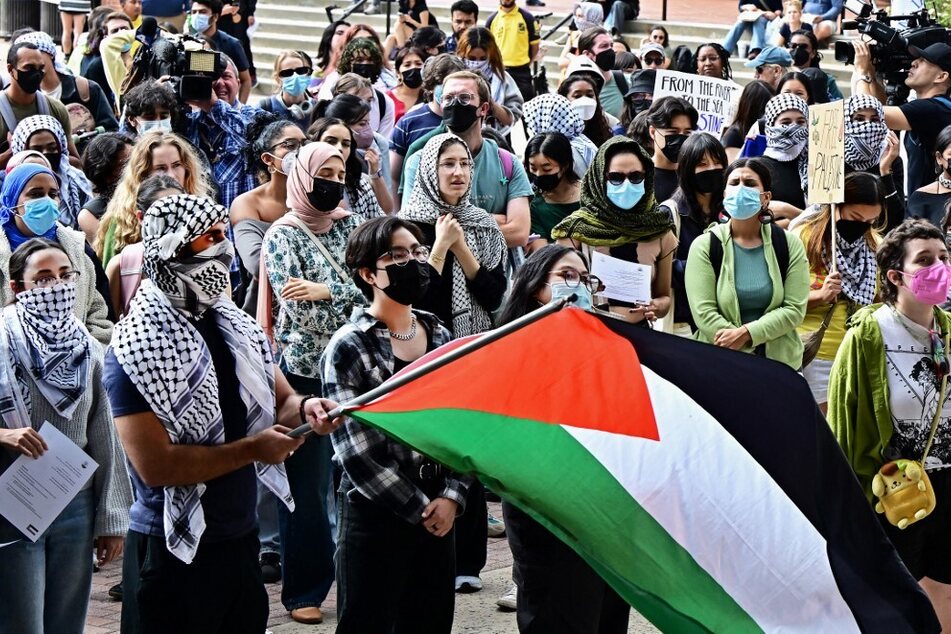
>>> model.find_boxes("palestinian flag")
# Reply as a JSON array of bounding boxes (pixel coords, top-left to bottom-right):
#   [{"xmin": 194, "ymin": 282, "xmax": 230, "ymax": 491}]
[{"xmin": 347, "ymin": 308, "xmax": 937, "ymax": 632}]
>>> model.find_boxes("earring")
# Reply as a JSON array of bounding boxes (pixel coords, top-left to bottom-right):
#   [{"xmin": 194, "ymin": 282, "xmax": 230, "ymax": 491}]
[{"xmin": 758, "ymin": 208, "xmax": 774, "ymax": 224}]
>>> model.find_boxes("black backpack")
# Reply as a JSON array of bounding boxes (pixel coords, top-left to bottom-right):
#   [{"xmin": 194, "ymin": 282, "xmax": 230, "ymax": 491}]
[{"xmin": 708, "ymin": 223, "xmax": 789, "ymax": 283}]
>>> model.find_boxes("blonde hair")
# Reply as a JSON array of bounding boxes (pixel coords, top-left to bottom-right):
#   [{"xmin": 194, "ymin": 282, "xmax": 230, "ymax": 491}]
[
  {"xmin": 95, "ymin": 131, "xmax": 211, "ymax": 259},
  {"xmin": 784, "ymin": 0, "xmax": 802, "ymax": 10},
  {"xmin": 271, "ymin": 50, "xmax": 313, "ymax": 95},
  {"xmin": 333, "ymin": 72, "xmax": 373, "ymax": 97}
]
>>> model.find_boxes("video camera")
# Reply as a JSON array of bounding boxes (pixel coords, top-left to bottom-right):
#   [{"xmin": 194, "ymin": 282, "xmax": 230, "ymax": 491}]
[
  {"xmin": 834, "ymin": 0, "xmax": 951, "ymax": 104},
  {"xmin": 127, "ymin": 17, "xmax": 224, "ymax": 102}
]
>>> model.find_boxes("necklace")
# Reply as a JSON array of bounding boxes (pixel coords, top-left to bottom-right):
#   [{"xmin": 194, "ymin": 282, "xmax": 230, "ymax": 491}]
[
  {"xmin": 891, "ymin": 305, "xmax": 934, "ymax": 349},
  {"xmin": 940, "ymin": 173, "xmax": 951, "ymax": 190},
  {"xmin": 389, "ymin": 314, "xmax": 417, "ymax": 341}
]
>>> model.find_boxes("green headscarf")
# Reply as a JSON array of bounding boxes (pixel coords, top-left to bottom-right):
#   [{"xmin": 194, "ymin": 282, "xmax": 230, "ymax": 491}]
[{"xmin": 550, "ymin": 137, "xmax": 674, "ymax": 247}]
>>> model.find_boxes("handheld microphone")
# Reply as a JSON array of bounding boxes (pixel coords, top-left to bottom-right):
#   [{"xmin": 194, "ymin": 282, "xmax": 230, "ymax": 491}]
[{"xmin": 135, "ymin": 16, "xmax": 159, "ymax": 48}]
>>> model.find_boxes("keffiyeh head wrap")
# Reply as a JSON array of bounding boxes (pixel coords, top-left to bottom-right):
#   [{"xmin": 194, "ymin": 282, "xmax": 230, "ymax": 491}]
[
  {"xmin": 285, "ymin": 141, "xmax": 353, "ymax": 235},
  {"xmin": 524, "ymin": 93, "xmax": 586, "ymax": 140},
  {"xmin": 400, "ymin": 133, "xmax": 506, "ymax": 336},
  {"xmin": 763, "ymin": 93, "xmax": 810, "ymax": 190},
  {"xmin": 844, "ymin": 95, "xmax": 888, "ymax": 171},
  {"xmin": 11, "ymin": 116, "xmax": 92, "ymax": 229},
  {"xmin": 15, "ymin": 31, "xmax": 70, "ymax": 75},
  {"xmin": 112, "ymin": 194, "xmax": 293, "ymax": 564},
  {"xmin": 550, "ymin": 137, "xmax": 674, "ymax": 247},
  {"xmin": 573, "ymin": 2, "xmax": 604, "ymax": 31}
]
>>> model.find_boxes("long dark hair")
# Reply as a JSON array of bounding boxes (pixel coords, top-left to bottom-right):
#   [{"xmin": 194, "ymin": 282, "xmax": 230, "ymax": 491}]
[
  {"xmin": 557, "ymin": 75, "xmax": 612, "ymax": 146},
  {"xmin": 726, "ymin": 157, "xmax": 773, "ymax": 192},
  {"xmin": 308, "ymin": 116, "xmax": 362, "ymax": 201},
  {"xmin": 524, "ymin": 132, "xmax": 579, "ymax": 184},
  {"xmin": 317, "ymin": 20, "xmax": 350, "ymax": 71},
  {"xmin": 791, "ymin": 29, "xmax": 821, "ymax": 68},
  {"xmin": 721, "ymin": 80, "xmax": 773, "ymax": 146},
  {"xmin": 246, "ymin": 111, "xmax": 295, "ymax": 182},
  {"xmin": 497, "ymin": 245, "xmax": 588, "ymax": 325},
  {"xmin": 672, "ymin": 133, "xmax": 728, "ymax": 225},
  {"xmin": 777, "ymin": 71, "xmax": 814, "ymax": 105}
]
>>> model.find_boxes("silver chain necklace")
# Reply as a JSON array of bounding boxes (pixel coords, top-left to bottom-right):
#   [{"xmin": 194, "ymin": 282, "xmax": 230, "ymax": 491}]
[
  {"xmin": 389, "ymin": 314, "xmax": 417, "ymax": 341},
  {"xmin": 940, "ymin": 173, "xmax": 951, "ymax": 190}
]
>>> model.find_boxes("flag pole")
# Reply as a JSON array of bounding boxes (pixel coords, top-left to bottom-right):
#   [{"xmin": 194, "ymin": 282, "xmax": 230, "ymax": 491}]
[
  {"xmin": 830, "ymin": 202, "xmax": 838, "ymax": 274},
  {"xmin": 288, "ymin": 295, "xmax": 576, "ymax": 439}
]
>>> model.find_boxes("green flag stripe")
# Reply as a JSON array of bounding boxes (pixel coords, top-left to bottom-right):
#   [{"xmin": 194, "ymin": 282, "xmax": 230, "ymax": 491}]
[{"xmin": 351, "ymin": 408, "xmax": 762, "ymax": 633}]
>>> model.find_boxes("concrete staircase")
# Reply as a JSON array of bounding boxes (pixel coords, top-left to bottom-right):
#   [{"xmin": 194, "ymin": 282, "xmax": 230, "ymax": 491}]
[{"xmin": 250, "ymin": 1, "xmax": 853, "ymax": 96}]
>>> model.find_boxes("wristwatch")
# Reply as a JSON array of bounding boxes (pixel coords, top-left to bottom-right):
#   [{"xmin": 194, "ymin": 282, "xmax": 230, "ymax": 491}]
[
  {"xmin": 858, "ymin": 74, "xmax": 873, "ymax": 84},
  {"xmin": 371, "ymin": 168, "xmax": 383, "ymax": 179}
]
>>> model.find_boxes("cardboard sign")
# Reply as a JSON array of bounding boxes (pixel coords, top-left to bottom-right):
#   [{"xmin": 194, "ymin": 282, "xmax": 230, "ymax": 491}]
[
  {"xmin": 652, "ymin": 70, "xmax": 741, "ymax": 136},
  {"xmin": 807, "ymin": 100, "xmax": 845, "ymax": 204}
]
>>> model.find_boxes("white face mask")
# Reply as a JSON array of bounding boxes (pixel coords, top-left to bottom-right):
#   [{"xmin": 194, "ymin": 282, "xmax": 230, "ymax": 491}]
[
  {"xmin": 570, "ymin": 96, "xmax": 598, "ymax": 122},
  {"xmin": 137, "ymin": 117, "xmax": 173, "ymax": 134}
]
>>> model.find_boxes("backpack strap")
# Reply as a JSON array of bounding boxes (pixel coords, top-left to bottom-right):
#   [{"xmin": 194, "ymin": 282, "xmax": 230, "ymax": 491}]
[
  {"xmin": 35, "ymin": 92, "xmax": 50, "ymax": 116},
  {"xmin": 934, "ymin": 95, "xmax": 951, "ymax": 111},
  {"xmin": 376, "ymin": 89, "xmax": 386, "ymax": 122},
  {"xmin": 0, "ymin": 93, "xmax": 18, "ymax": 135},
  {"xmin": 770, "ymin": 223, "xmax": 789, "ymax": 282},
  {"xmin": 611, "ymin": 70, "xmax": 629, "ymax": 96},
  {"xmin": 75, "ymin": 76, "xmax": 90, "ymax": 104},
  {"xmin": 497, "ymin": 147, "xmax": 513, "ymax": 184},
  {"xmin": 709, "ymin": 231, "xmax": 724, "ymax": 284}
]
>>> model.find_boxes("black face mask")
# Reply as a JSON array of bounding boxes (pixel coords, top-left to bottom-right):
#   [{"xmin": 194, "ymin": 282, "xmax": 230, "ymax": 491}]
[
  {"xmin": 14, "ymin": 68, "xmax": 44, "ymax": 94},
  {"xmin": 307, "ymin": 178, "xmax": 345, "ymax": 211},
  {"xmin": 594, "ymin": 49, "xmax": 616, "ymax": 72},
  {"xmin": 380, "ymin": 261, "xmax": 430, "ymax": 305},
  {"xmin": 790, "ymin": 45, "xmax": 810, "ymax": 67},
  {"xmin": 402, "ymin": 67, "xmax": 423, "ymax": 89},
  {"xmin": 629, "ymin": 98, "xmax": 652, "ymax": 116},
  {"xmin": 352, "ymin": 63, "xmax": 377, "ymax": 80},
  {"xmin": 529, "ymin": 172, "xmax": 561, "ymax": 192},
  {"xmin": 836, "ymin": 218, "xmax": 871, "ymax": 244},
  {"xmin": 443, "ymin": 102, "xmax": 479, "ymax": 133},
  {"xmin": 694, "ymin": 168, "xmax": 724, "ymax": 194},
  {"xmin": 42, "ymin": 152, "xmax": 62, "ymax": 169},
  {"xmin": 659, "ymin": 133, "xmax": 688, "ymax": 164}
]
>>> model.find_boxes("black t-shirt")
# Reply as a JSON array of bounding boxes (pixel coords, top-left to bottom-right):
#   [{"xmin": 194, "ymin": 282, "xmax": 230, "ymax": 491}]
[
  {"xmin": 210, "ymin": 29, "xmax": 250, "ymax": 72},
  {"xmin": 103, "ymin": 311, "xmax": 257, "ymax": 541},
  {"xmin": 721, "ymin": 125, "xmax": 745, "ymax": 150},
  {"xmin": 900, "ymin": 97, "xmax": 951, "ymax": 194},
  {"xmin": 760, "ymin": 156, "xmax": 805, "ymax": 210},
  {"xmin": 654, "ymin": 168, "xmax": 679, "ymax": 204},
  {"xmin": 83, "ymin": 196, "xmax": 109, "ymax": 220},
  {"xmin": 907, "ymin": 190, "xmax": 951, "ymax": 228}
]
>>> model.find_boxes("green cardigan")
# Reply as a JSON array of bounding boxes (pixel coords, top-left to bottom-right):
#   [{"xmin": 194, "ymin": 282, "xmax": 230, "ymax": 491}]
[
  {"xmin": 827, "ymin": 304, "xmax": 951, "ymax": 502},
  {"xmin": 684, "ymin": 222, "xmax": 810, "ymax": 370}
]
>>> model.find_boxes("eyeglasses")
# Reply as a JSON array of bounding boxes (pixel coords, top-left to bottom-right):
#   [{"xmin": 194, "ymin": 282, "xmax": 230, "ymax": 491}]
[
  {"xmin": 552, "ymin": 270, "xmax": 603, "ymax": 293},
  {"xmin": 278, "ymin": 66, "xmax": 313, "ymax": 78},
  {"xmin": 440, "ymin": 92, "xmax": 476, "ymax": 107},
  {"xmin": 438, "ymin": 159, "xmax": 474, "ymax": 171},
  {"xmin": 377, "ymin": 246, "xmax": 431, "ymax": 266},
  {"xmin": 607, "ymin": 171, "xmax": 646, "ymax": 186},
  {"xmin": 268, "ymin": 138, "xmax": 308, "ymax": 153},
  {"xmin": 21, "ymin": 270, "xmax": 81, "ymax": 288}
]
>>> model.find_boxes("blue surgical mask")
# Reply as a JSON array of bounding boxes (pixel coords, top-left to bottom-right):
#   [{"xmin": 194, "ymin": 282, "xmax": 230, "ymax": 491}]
[
  {"xmin": 282, "ymin": 74, "xmax": 311, "ymax": 97},
  {"xmin": 189, "ymin": 13, "xmax": 211, "ymax": 33},
  {"xmin": 18, "ymin": 197, "xmax": 60, "ymax": 235},
  {"xmin": 723, "ymin": 185, "xmax": 764, "ymax": 220},
  {"xmin": 550, "ymin": 282, "xmax": 593, "ymax": 310},
  {"xmin": 606, "ymin": 180, "xmax": 645, "ymax": 210},
  {"xmin": 137, "ymin": 117, "xmax": 172, "ymax": 134},
  {"xmin": 434, "ymin": 85, "xmax": 444, "ymax": 104}
]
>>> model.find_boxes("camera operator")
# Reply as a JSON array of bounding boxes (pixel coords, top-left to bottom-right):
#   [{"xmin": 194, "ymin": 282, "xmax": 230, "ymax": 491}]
[
  {"xmin": 852, "ymin": 40, "xmax": 951, "ymax": 194},
  {"xmin": 186, "ymin": 0, "xmax": 252, "ymax": 104}
]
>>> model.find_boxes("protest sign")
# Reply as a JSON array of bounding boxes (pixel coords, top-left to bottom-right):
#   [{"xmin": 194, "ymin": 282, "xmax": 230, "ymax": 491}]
[
  {"xmin": 807, "ymin": 100, "xmax": 845, "ymax": 204},
  {"xmin": 652, "ymin": 70, "xmax": 741, "ymax": 136}
]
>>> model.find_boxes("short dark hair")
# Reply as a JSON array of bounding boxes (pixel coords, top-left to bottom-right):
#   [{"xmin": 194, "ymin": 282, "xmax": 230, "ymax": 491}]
[
  {"xmin": 247, "ymin": 112, "xmax": 296, "ymax": 181},
  {"xmin": 878, "ymin": 218, "xmax": 946, "ymax": 304},
  {"xmin": 646, "ymin": 96, "xmax": 699, "ymax": 130},
  {"xmin": 936, "ymin": 123, "xmax": 951, "ymax": 157},
  {"xmin": 9, "ymin": 239, "xmax": 70, "ymax": 293},
  {"xmin": 8, "ymin": 41, "xmax": 39, "ymax": 67},
  {"xmin": 193, "ymin": 0, "xmax": 224, "ymax": 16},
  {"xmin": 577, "ymin": 27, "xmax": 609, "ymax": 55},
  {"xmin": 82, "ymin": 132, "xmax": 135, "ymax": 194},
  {"xmin": 409, "ymin": 26, "xmax": 446, "ymax": 50},
  {"xmin": 136, "ymin": 174, "xmax": 186, "ymax": 212},
  {"xmin": 316, "ymin": 93, "xmax": 371, "ymax": 126},
  {"xmin": 450, "ymin": 0, "xmax": 479, "ymax": 17},
  {"xmin": 725, "ymin": 157, "xmax": 773, "ymax": 193},
  {"xmin": 346, "ymin": 216, "xmax": 426, "ymax": 300},
  {"xmin": 497, "ymin": 245, "xmax": 589, "ymax": 325},
  {"xmin": 124, "ymin": 79, "xmax": 179, "ymax": 120},
  {"xmin": 524, "ymin": 132, "xmax": 579, "ymax": 184},
  {"xmin": 308, "ymin": 116, "xmax": 362, "ymax": 201}
]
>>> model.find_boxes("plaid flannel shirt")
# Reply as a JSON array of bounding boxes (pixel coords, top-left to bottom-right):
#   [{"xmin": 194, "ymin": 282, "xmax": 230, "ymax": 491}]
[{"xmin": 321, "ymin": 307, "xmax": 470, "ymax": 525}]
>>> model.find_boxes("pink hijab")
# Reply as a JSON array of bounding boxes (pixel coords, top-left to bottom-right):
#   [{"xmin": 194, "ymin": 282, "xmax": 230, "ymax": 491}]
[
  {"xmin": 6, "ymin": 150, "xmax": 52, "ymax": 174},
  {"xmin": 280, "ymin": 141, "xmax": 352, "ymax": 234}
]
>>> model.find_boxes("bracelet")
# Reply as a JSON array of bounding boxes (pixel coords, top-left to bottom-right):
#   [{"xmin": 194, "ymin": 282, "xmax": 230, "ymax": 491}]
[
  {"xmin": 430, "ymin": 253, "xmax": 445, "ymax": 266},
  {"xmin": 299, "ymin": 394, "xmax": 316, "ymax": 428}
]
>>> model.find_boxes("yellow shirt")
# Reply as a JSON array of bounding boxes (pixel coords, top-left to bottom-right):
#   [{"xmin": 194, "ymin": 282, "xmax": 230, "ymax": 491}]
[{"xmin": 487, "ymin": 6, "xmax": 540, "ymax": 68}]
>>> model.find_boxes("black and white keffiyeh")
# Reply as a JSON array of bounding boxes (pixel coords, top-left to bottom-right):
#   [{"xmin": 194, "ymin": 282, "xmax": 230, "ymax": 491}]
[
  {"xmin": 111, "ymin": 194, "xmax": 293, "ymax": 564},
  {"xmin": 844, "ymin": 95, "xmax": 888, "ymax": 171},
  {"xmin": 10, "ymin": 115, "xmax": 92, "ymax": 228},
  {"xmin": 764, "ymin": 94, "xmax": 810, "ymax": 188},
  {"xmin": 524, "ymin": 93, "xmax": 586, "ymax": 139},
  {"xmin": 401, "ymin": 133, "xmax": 506, "ymax": 337},
  {"xmin": 15, "ymin": 31, "xmax": 71, "ymax": 75},
  {"xmin": 823, "ymin": 231, "xmax": 877, "ymax": 306}
]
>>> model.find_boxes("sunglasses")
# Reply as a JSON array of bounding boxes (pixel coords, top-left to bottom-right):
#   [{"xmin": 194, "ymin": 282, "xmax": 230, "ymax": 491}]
[
  {"xmin": 607, "ymin": 171, "xmax": 646, "ymax": 186},
  {"xmin": 644, "ymin": 55, "xmax": 664, "ymax": 64},
  {"xmin": 278, "ymin": 66, "xmax": 313, "ymax": 78}
]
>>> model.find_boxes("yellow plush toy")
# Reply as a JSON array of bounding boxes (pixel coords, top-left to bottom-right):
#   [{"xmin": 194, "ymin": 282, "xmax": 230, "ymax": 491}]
[{"xmin": 872, "ymin": 460, "xmax": 936, "ymax": 529}]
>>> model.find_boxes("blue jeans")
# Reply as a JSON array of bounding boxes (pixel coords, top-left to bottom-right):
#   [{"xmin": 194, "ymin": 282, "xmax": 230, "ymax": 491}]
[
  {"xmin": 722, "ymin": 15, "xmax": 768, "ymax": 54},
  {"xmin": 278, "ymin": 371, "xmax": 335, "ymax": 611},
  {"xmin": 0, "ymin": 488, "xmax": 95, "ymax": 634}
]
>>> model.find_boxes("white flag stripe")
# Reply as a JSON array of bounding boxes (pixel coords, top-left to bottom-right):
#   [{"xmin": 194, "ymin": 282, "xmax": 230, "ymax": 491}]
[{"xmin": 564, "ymin": 366, "xmax": 859, "ymax": 633}]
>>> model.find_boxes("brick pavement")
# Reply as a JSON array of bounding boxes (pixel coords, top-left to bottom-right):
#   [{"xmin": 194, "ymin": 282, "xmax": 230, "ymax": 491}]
[{"xmin": 85, "ymin": 502, "xmax": 513, "ymax": 633}]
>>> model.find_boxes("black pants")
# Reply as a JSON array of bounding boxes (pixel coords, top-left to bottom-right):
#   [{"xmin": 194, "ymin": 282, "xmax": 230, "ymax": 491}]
[
  {"xmin": 454, "ymin": 479, "xmax": 487, "ymax": 577},
  {"xmin": 121, "ymin": 530, "xmax": 268, "ymax": 634},
  {"xmin": 503, "ymin": 502, "xmax": 630, "ymax": 634},
  {"xmin": 507, "ymin": 65, "xmax": 536, "ymax": 103},
  {"xmin": 335, "ymin": 487, "xmax": 456, "ymax": 633}
]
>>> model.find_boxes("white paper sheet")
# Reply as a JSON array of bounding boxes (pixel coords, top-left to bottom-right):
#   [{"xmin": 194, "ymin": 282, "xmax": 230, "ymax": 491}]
[
  {"xmin": 590, "ymin": 251, "xmax": 652, "ymax": 305},
  {"xmin": 0, "ymin": 422, "xmax": 98, "ymax": 542}
]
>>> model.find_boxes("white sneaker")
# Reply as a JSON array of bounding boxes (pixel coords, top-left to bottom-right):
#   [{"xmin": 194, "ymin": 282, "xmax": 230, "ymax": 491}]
[
  {"xmin": 496, "ymin": 584, "xmax": 517, "ymax": 611},
  {"xmin": 487, "ymin": 513, "xmax": 506, "ymax": 537},
  {"xmin": 455, "ymin": 575, "xmax": 483, "ymax": 593}
]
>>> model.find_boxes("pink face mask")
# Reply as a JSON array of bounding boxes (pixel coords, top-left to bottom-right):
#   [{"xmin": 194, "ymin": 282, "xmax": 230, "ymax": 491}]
[{"xmin": 899, "ymin": 261, "xmax": 951, "ymax": 305}]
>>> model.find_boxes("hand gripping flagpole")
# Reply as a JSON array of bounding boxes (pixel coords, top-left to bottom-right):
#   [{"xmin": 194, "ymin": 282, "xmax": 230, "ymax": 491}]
[{"xmin": 288, "ymin": 295, "xmax": 576, "ymax": 439}]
